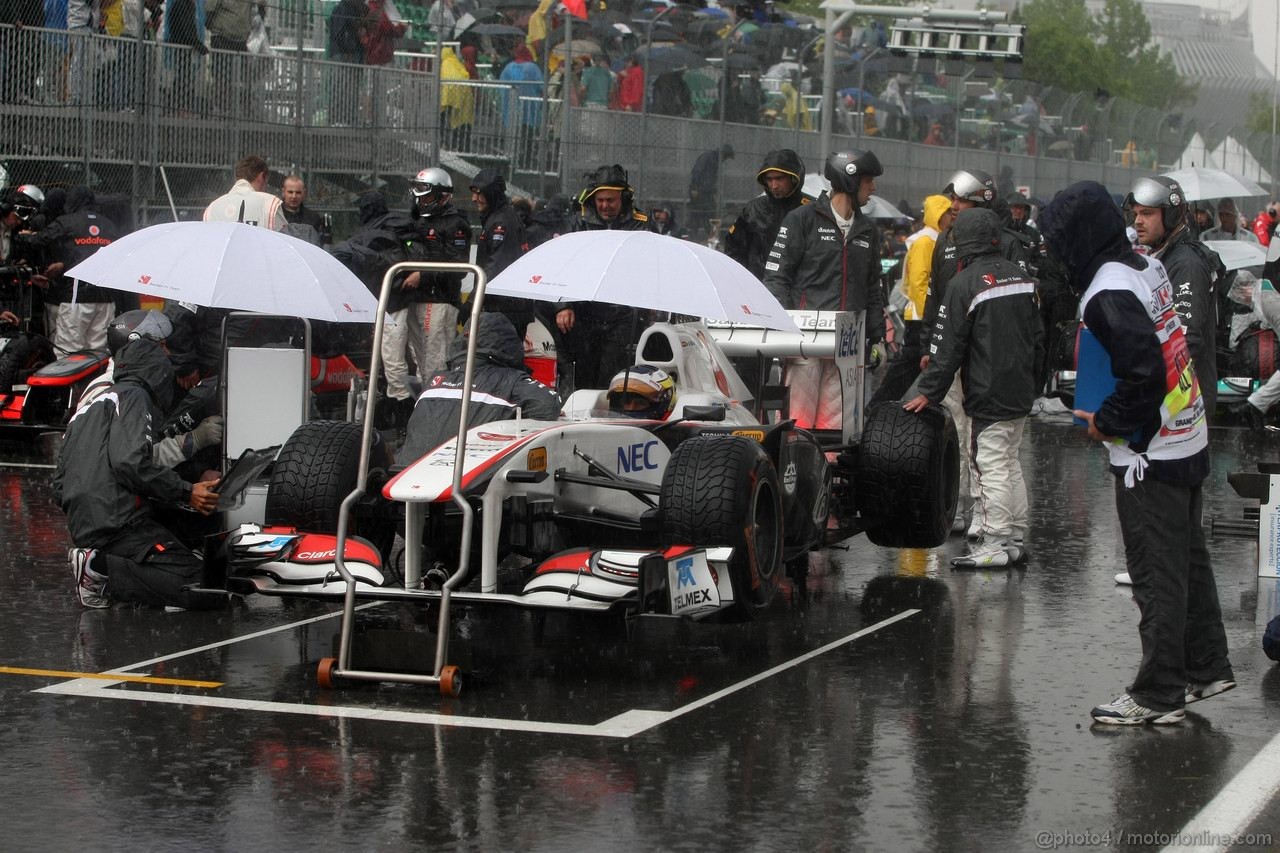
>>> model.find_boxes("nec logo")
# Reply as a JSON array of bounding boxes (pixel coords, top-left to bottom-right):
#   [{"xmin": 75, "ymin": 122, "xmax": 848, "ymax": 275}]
[
  {"xmin": 820, "ymin": 235, "xmax": 835, "ymax": 242},
  {"xmin": 618, "ymin": 440, "xmax": 659, "ymax": 473}
]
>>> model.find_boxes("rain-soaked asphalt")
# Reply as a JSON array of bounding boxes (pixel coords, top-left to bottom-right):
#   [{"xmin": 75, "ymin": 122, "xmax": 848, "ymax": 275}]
[{"xmin": 1, "ymin": 414, "xmax": 1279, "ymax": 852}]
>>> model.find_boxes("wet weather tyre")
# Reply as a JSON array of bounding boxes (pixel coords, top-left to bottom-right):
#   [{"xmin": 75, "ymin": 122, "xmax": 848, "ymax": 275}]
[
  {"xmin": 857, "ymin": 402, "xmax": 959, "ymax": 548},
  {"xmin": 266, "ymin": 420, "xmax": 366, "ymax": 532},
  {"xmin": 661, "ymin": 435, "xmax": 783, "ymax": 620},
  {"xmin": 317, "ymin": 657, "xmax": 339, "ymax": 689},
  {"xmin": 1232, "ymin": 327, "xmax": 1279, "ymax": 380},
  {"xmin": 439, "ymin": 665, "xmax": 462, "ymax": 697}
]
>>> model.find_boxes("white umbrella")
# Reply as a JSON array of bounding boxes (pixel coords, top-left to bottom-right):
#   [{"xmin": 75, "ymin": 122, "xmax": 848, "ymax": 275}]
[
  {"xmin": 1159, "ymin": 167, "xmax": 1267, "ymax": 201},
  {"xmin": 65, "ymin": 221, "xmax": 377, "ymax": 323},
  {"xmin": 1201, "ymin": 239, "xmax": 1267, "ymax": 272},
  {"xmin": 486, "ymin": 230, "xmax": 800, "ymax": 332},
  {"xmin": 799, "ymin": 174, "xmax": 905, "ymax": 219}
]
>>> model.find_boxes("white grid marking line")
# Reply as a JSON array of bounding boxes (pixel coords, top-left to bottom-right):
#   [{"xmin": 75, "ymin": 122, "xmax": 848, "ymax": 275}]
[
  {"xmin": 1162, "ymin": 726, "xmax": 1280, "ymax": 853},
  {"xmin": 34, "ymin": 609, "xmax": 920, "ymax": 737}
]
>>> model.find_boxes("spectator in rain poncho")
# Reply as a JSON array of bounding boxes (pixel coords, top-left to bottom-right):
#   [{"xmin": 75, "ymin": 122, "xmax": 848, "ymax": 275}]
[{"xmin": 440, "ymin": 46, "xmax": 475, "ymax": 151}]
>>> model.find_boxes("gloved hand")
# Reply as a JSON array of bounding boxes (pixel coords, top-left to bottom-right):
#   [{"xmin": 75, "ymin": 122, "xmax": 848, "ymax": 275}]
[
  {"xmin": 191, "ymin": 415, "xmax": 224, "ymax": 451},
  {"xmin": 867, "ymin": 340, "xmax": 884, "ymax": 371}
]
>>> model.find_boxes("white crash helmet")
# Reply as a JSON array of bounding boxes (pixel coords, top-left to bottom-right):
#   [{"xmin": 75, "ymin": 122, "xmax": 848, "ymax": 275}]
[{"xmin": 410, "ymin": 167, "xmax": 452, "ymax": 214}]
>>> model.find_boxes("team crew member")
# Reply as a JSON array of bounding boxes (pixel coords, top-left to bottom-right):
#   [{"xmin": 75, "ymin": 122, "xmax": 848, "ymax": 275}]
[
  {"xmin": 407, "ymin": 167, "xmax": 471, "ymax": 378},
  {"xmin": 204, "ymin": 154, "xmax": 286, "ymax": 231},
  {"xmin": 280, "ymin": 174, "xmax": 331, "ymax": 246},
  {"xmin": 919, "ymin": 169, "xmax": 1036, "ymax": 535},
  {"xmin": 725, "ymin": 149, "xmax": 812, "ymax": 281},
  {"xmin": 763, "ymin": 148, "xmax": 886, "ymax": 430},
  {"xmin": 904, "ymin": 208, "xmax": 1043, "ymax": 568},
  {"xmin": 55, "ymin": 333, "xmax": 223, "ymax": 610},
  {"xmin": 1124, "ymin": 176, "xmax": 1222, "ymax": 416},
  {"xmin": 398, "ymin": 312, "xmax": 561, "ymax": 464},
  {"xmin": 1039, "ymin": 180, "xmax": 1234, "ymax": 726},
  {"xmin": 16, "ymin": 186, "xmax": 122, "ymax": 355},
  {"xmin": 470, "ymin": 168, "xmax": 534, "ymax": 337},
  {"xmin": 557, "ymin": 165, "xmax": 653, "ymax": 392}
]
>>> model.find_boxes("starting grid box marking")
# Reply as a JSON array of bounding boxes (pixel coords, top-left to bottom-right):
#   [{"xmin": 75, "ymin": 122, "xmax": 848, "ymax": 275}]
[{"xmin": 34, "ymin": 608, "xmax": 920, "ymax": 738}]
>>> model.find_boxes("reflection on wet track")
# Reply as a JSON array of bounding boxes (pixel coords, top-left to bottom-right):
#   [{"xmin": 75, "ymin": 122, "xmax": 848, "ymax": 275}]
[{"xmin": 1, "ymin": 420, "xmax": 1277, "ymax": 851}]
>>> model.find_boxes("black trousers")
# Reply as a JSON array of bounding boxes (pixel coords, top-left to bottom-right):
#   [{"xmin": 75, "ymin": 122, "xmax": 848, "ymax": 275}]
[
  {"xmin": 1113, "ymin": 475, "xmax": 1233, "ymax": 710},
  {"xmin": 95, "ymin": 520, "xmax": 224, "ymax": 611},
  {"xmin": 869, "ymin": 320, "xmax": 924, "ymax": 405}
]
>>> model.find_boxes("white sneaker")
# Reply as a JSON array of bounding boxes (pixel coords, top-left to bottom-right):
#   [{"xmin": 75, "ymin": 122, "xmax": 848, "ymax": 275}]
[
  {"xmin": 70, "ymin": 548, "xmax": 110, "ymax": 609},
  {"xmin": 951, "ymin": 539, "xmax": 1027, "ymax": 569},
  {"xmin": 1091, "ymin": 693, "xmax": 1184, "ymax": 725},
  {"xmin": 966, "ymin": 516, "xmax": 982, "ymax": 542},
  {"xmin": 1115, "ymin": 572, "xmax": 1132, "ymax": 585},
  {"xmin": 1185, "ymin": 679, "xmax": 1236, "ymax": 705}
]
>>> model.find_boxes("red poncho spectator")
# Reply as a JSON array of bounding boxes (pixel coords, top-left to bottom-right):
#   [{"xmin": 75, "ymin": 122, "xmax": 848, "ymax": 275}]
[
  {"xmin": 617, "ymin": 57, "xmax": 645, "ymax": 112},
  {"xmin": 460, "ymin": 43, "xmax": 480, "ymax": 79},
  {"xmin": 362, "ymin": 0, "xmax": 406, "ymax": 66}
]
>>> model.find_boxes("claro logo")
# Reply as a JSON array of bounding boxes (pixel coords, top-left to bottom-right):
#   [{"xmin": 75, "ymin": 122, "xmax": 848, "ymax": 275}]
[{"xmin": 296, "ymin": 550, "xmax": 338, "ymax": 560}]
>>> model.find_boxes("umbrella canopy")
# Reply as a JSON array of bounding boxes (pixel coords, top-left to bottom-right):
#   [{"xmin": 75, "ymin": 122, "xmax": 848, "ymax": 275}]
[
  {"xmin": 722, "ymin": 51, "xmax": 762, "ymax": 71},
  {"xmin": 65, "ymin": 222, "xmax": 378, "ymax": 323},
  {"xmin": 1159, "ymin": 167, "xmax": 1267, "ymax": 201},
  {"xmin": 1201, "ymin": 239, "xmax": 1267, "ymax": 272},
  {"xmin": 487, "ymin": 230, "xmax": 799, "ymax": 332},
  {"xmin": 549, "ymin": 38, "xmax": 604, "ymax": 60},
  {"xmin": 636, "ymin": 44, "xmax": 705, "ymax": 75},
  {"xmin": 463, "ymin": 22, "xmax": 527, "ymax": 37}
]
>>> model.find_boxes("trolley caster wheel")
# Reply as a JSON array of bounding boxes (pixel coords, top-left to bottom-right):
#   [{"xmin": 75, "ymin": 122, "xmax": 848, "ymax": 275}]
[
  {"xmin": 439, "ymin": 664, "xmax": 462, "ymax": 697},
  {"xmin": 317, "ymin": 657, "xmax": 340, "ymax": 689}
]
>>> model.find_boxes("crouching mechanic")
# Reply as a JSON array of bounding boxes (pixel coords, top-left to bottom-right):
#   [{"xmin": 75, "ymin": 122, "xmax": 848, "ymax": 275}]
[
  {"xmin": 54, "ymin": 333, "xmax": 223, "ymax": 610},
  {"xmin": 397, "ymin": 312, "xmax": 561, "ymax": 464},
  {"xmin": 904, "ymin": 208, "xmax": 1043, "ymax": 568}
]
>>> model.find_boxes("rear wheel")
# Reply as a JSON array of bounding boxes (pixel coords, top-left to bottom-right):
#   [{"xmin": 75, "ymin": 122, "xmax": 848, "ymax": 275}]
[
  {"xmin": 661, "ymin": 435, "xmax": 783, "ymax": 620},
  {"xmin": 857, "ymin": 402, "xmax": 959, "ymax": 548}
]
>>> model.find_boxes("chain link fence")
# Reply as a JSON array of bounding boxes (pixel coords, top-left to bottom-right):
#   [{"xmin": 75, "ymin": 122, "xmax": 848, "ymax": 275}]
[{"xmin": 2, "ymin": 17, "xmax": 1270, "ymax": 237}]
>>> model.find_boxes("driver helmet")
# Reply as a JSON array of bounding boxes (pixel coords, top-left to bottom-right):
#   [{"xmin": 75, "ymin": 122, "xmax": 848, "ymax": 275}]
[
  {"xmin": 11, "ymin": 184, "xmax": 44, "ymax": 222},
  {"xmin": 410, "ymin": 167, "xmax": 452, "ymax": 215},
  {"xmin": 824, "ymin": 149, "xmax": 882, "ymax": 194},
  {"xmin": 107, "ymin": 309, "xmax": 172, "ymax": 356},
  {"xmin": 943, "ymin": 169, "xmax": 996, "ymax": 205},
  {"xmin": 607, "ymin": 365, "xmax": 676, "ymax": 420},
  {"xmin": 1123, "ymin": 176, "xmax": 1187, "ymax": 232}
]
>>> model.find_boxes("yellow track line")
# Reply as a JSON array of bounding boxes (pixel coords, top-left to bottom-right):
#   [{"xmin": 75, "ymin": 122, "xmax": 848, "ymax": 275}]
[{"xmin": 0, "ymin": 666, "xmax": 223, "ymax": 689}]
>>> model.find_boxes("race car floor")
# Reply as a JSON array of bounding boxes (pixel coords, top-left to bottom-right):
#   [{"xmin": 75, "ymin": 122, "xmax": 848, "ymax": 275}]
[{"xmin": 2, "ymin": 418, "xmax": 1279, "ymax": 852}]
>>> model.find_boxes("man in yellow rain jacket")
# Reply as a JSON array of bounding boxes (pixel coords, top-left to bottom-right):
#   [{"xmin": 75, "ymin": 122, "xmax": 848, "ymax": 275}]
[
  {"xmin": 440, "ymin": 46, "xmax": 475, "ymax": 151},
  {"xmin": 870, "ymin": 193, "xmax": 952, "ymax": 405}
]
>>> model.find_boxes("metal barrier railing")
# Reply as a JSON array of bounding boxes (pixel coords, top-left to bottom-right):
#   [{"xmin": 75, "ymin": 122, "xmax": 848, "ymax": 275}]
[{"xmin": 0, "ymin": 22, "xmax": 1208, "ymax": 228}]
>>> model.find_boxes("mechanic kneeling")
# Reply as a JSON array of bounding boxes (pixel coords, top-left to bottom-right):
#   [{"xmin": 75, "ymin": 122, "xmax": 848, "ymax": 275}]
[
  {"xmin": 54, "ymin": 333, "xmax": 223, "ymax": 610},
  {"xmin": 397, "ymin": 312, "xmax": 561, "ymax": 464}
]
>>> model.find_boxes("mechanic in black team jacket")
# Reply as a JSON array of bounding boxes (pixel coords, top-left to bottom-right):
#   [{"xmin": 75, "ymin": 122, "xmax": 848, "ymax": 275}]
[
  {"xmin": 725, "ymin": 148, "xmax": 813, "ymax": 281},
  {"xmin": 904, "ymin": 208, "xmax": 1043, "ymax": 569},
  {"xmin": 55, "ymin": 336, "xmax": 223, "ymax": 610},
  {"xmin": 1039, "ymin": 181, "xmax": 1233, "ymax": 726},
  {"xmin": 470, "ymin": 169, "xmax": 535, "ymax": 338},
  {"xmin": 764, "ymin": 149, "xmax": 885, "ymax": 430},
  {"xmin": 397, "ymin": 312, "xmax": 561, "ymax": 464}
]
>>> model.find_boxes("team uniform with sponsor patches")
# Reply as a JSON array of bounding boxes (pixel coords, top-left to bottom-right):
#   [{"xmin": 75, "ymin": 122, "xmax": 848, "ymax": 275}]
[
  {"xmin": 763, "ymin": 191, "xmax": 884, "ymax": 429},
  {"xmin": 915, "ymin": 209, "xmax": 1043, "ymax": 564}
]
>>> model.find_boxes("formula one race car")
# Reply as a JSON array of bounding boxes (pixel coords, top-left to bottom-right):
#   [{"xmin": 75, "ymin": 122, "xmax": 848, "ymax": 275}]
[{"xmin": 210, "ymin": 256, "xmax": 958, "ymax": 694}]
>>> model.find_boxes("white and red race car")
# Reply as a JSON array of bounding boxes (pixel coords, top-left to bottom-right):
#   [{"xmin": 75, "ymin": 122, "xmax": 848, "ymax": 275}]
[{"xmin": 212, "ymin": 261, "xmax": 958, "ymax": 695}]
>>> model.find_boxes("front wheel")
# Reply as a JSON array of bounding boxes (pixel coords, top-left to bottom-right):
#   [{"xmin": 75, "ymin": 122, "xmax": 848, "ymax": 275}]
[{"xmin": 661, "ymin": 435, "xmax": 783, "ymax": 620}]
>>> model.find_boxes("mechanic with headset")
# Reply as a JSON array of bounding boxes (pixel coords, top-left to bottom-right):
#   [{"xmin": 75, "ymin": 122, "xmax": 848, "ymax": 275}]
[
  {"xmin": 55, "ymin": 313, "xmax": 224, "ymax": 611},
  {"xmin": 554, "ymin": 164, "xmax": 654, "ymax": 394},
  {"xmin": 1123, "ymin": 176, "xmax": 1224, "ymax": 417},
  {"xmin": 763, "ymin": 148, "xmax": 886, "ymax": 430},
  {"xmin": 606, "ymin": 364, "xmax": 678, "ymax": 420},
  {"xmin": 397, "ymin": 312, "xmax": 561, "ymax": 464}
]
